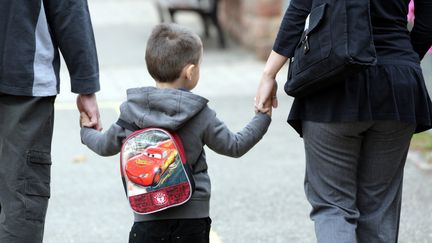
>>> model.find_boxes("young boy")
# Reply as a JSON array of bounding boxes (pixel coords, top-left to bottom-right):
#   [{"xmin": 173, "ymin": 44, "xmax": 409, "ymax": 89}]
[{"xmin": 80, "ymin": 23, "xmax": 271, "ymax": 243}]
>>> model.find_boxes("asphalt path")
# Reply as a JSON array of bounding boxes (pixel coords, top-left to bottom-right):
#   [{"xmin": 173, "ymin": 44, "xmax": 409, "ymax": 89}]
[
  {"xmin": 45, "ymin": 96, "xmax": 432, "ymax": 243},
  {"xmin": 43, "ymin": 0, "xmax": 432, "ymax": 242}
]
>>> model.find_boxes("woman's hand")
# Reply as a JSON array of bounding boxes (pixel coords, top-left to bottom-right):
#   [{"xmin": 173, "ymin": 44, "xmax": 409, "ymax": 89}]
[
  {"xmin": 255, "ymin": 75, "xmax": 278, "ymax": 114},
  {"xmin": 255, "ymin": 50, "xmax": 288, "ymax": 114}
]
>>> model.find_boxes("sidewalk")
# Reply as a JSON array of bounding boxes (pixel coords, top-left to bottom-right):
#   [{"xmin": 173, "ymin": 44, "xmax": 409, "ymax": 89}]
[
  {"xmin": 57, "ymin": 0, "xmax": 274, "ymax": 103},
  {"xmin": 44, "ymin": 0, "xmax": 432, "ymax": 242}
]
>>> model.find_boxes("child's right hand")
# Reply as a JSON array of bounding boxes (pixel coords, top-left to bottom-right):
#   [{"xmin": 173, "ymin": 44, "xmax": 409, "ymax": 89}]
[{"xmin": 80, "ymin": 112, "xmax": 93, "ymax": 128}]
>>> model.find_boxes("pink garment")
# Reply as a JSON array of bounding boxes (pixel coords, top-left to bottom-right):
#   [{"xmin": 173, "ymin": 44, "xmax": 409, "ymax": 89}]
[
  {"xmin": 408, "ymin": 0, "xmax": 415, "ymax": 22},
  {"xmin": 408, "ymin": 0, "xmax": 432, "ymax": 54}
]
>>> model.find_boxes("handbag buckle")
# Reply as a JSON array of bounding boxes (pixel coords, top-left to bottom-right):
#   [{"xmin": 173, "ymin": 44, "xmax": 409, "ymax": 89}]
[{"xmin": 303, "ymin": 35, "xmax": 310, "ymax": 54}]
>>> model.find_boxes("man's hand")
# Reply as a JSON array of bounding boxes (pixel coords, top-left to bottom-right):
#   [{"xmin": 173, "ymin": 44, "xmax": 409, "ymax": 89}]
[
  {"xmin": 80, "ymin": 112, "xmax": 92, "ymax": 128},
  {"xmin": 76, "ymin": 93, "xmax": 102, "ymax": 131}
]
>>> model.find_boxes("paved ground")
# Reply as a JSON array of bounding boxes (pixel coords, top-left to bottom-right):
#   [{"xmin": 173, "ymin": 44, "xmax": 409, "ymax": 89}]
[{"xmin": 43, "ymin": 0, "xmax": 432, "ymax": 242}]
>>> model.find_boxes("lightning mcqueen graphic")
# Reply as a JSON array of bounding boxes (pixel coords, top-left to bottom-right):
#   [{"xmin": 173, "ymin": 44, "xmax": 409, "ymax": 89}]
[{"xmin": 125, "ymin": 139, "xmax": 178, "ymax": 187}]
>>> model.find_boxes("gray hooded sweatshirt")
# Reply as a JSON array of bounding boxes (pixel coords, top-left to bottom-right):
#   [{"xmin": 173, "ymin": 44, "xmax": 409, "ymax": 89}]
[{"xmin": 81, "ymin": 87, "xmax": 271, "ymax": 221}]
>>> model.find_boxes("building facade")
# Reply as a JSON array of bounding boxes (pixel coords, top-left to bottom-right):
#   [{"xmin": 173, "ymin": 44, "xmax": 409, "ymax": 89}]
[{"xmin": 219, "ymin": 0, "xmax": 290, "ymax": 59}]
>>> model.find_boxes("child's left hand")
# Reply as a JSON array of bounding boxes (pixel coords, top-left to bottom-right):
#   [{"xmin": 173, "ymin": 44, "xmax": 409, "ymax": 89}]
[
  {"xmin": 80, "ymin": 112, "xmax": 93, "ymax": 128},
  {"xmin": 255, "ymin": 107, "xmax": 272, "ymax": 117},
  {"xmin": 265, "ymin": 107, "xmax": 272, "ymax": 117}
]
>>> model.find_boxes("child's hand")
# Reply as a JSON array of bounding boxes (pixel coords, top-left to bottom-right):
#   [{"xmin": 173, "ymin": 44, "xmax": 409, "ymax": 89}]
[
  {"xmin": 255, "ymin": 103, "xmax": 272, "ymax": 117},
  {"xmin": 80, "ymin": 112, "xmax": 93, "ymax": 128},
  {"xmin": 265, "ymin": 107, "xmax": 272, "ymax": 117}
]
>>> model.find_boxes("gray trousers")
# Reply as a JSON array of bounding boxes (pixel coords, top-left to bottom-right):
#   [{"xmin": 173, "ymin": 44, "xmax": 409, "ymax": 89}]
[
  {"xmin": 0, "ymin": 94, "xmax": 55, "ymax": 243},
  {"xmin": 302, "ymin": 121, "xmax": 416, "ymax": 243}
]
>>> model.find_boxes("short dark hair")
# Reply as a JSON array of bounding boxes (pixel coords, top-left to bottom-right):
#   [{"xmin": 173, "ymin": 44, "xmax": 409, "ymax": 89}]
[{"xmin": 145, "ymin": 23, "xmax": 202, "ymax": 83}]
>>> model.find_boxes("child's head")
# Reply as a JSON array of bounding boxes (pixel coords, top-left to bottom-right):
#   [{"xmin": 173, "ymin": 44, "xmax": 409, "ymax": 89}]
[{"xmin": 146, "ymin": 23, "xmax": 203, "ymax": 90}]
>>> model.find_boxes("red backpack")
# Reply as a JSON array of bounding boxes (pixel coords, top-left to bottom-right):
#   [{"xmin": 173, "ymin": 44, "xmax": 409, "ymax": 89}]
[{"xmin": 117, "ymin": 119, "xmax": 195, "ymax": 214}]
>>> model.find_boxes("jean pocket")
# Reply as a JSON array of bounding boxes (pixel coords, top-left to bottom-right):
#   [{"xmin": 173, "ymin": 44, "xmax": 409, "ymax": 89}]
[
  {"xmin": 25, "ymin": 150, "xmax": 51, "ymax": 221},
  {"xmin": 27, "ymin": 150, "xmax": 51, "ymax": 183},
  {"xmin": 24, "ymin": 181, "xmax": 50, "ymax": 221}
]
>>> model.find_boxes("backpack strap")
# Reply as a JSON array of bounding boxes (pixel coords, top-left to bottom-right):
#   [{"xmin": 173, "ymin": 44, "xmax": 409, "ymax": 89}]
[
  {"xmin": 116, "ymin": 119, "xmax": 141, "ymax": 131},
  {"xmin": 171, "ymin": 132, "xmax": 196, "ymax": 192}
]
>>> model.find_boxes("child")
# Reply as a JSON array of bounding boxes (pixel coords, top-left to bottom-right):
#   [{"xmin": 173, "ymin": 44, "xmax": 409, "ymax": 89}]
[{"xmin": 80, "ymin": 23, "xmax": 271, "ymax": 243}]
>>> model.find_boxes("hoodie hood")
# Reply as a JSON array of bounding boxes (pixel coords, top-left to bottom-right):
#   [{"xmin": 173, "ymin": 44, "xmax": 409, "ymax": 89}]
[{"xmin": 119, "ymin": 87, "xmax": 208, "ymax": 131}]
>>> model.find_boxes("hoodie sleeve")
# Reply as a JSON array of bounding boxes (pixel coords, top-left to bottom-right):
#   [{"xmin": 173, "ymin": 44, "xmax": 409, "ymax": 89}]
[
  {"xmin": 203, "ymin": 111, "xmax": 271, "ymax": 158},
  {"xmin": 80, "ymin": 123, "xmax": 126, "ymax": 156},
  {"xmin": 44, "ymin": 0, "xmax": 100, "ymax": 94}
]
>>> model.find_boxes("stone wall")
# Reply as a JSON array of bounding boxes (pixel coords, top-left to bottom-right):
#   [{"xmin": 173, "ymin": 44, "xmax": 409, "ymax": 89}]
[{"xmin": 219, "ymin": 0, "xmax": 284, "ymax": 60}]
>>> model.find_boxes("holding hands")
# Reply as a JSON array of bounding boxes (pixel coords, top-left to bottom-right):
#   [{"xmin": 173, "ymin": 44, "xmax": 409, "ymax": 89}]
[
  {"xmin": 77, "ymin": 93, "xmax": 102, "ymax": 130},
  {"xmin": 80, "ymin": 112, "xmax": 92, "ymax": 128},
  {"xmin": 255, "ymin": 51, "xmax": 289, "ymax": 116},
  {"xmin": 255, "ymin": 74, "xmax": 278, "ymax": 116}
]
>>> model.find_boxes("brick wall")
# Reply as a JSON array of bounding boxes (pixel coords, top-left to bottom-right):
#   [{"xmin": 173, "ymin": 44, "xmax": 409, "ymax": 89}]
[{"xmin": 219, "ymin": 0, "xmax": 284, "ymax": 60}]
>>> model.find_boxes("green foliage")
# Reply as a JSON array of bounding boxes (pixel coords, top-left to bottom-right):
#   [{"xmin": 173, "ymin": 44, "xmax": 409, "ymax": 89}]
[{"xmin": 410, "ymin": 132, "xmax": 432, "ymax": 151}]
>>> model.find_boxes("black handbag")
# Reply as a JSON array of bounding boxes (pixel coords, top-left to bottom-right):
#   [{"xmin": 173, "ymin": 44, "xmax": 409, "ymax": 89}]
[{"xmin": 284, "ymin": 0, "xmax": 377, "ymax": 98}]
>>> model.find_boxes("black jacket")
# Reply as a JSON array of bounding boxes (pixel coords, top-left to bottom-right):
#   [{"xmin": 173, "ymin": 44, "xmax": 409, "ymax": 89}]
[
  {"xmin": 275, "ymin": 0, "xmax": 432, "ymax": 136},
  {"xmin": 274, "ymin": 0, "xmax": 432, "ymax": 61},
  {"xmin": 0, "ymin": 0, "xmax": 100, "ymax": 96}
]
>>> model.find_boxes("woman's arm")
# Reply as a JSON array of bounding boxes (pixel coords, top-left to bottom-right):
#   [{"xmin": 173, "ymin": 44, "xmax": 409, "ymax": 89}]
[
  {"xmin": 411, "ymin": 0, "xmax": 432, "ymax": 60},
  {"xmin": 273, "ymin": 0, "xmax": 312, "ymax": 57},
  {"xmin": 255, "ymin": 0, "xmax": 311, "ymax": 113},
  {"xmin": 255, "ymin": 51, "xmax": 288, "ymax": 113}
]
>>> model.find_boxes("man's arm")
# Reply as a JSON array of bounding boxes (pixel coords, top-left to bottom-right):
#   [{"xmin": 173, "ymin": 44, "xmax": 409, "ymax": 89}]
[
  {"xmin": 77, "ymin": 93, "xmax": 102, "ymax": 130},
  {"xmin": 44, "ymin": 0, "xmax": 101, "ymax": 128}
]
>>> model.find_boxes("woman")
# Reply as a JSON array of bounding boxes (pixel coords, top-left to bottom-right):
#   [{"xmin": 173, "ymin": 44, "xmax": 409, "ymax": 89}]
[{"xmin": 256, "ymin": 0, "xmax": 432, "ymax": 242}]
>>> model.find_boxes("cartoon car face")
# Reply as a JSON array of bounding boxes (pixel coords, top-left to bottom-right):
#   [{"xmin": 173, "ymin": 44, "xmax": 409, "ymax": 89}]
[{"xmin": 125, "ymin": 139, "xmax": 178, "ymax": 187}]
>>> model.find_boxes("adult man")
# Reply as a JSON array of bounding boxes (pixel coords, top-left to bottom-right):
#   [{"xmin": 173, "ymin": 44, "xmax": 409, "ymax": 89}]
[{"xmin": 0, "ymin": 0, "xmax": 101, "ymax": 242}]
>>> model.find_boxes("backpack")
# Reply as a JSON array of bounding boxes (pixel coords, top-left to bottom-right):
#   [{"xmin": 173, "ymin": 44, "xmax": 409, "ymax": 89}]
[{"xmin": 116, "ymin": 119, "xmax": 195, "ymax": 214}]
